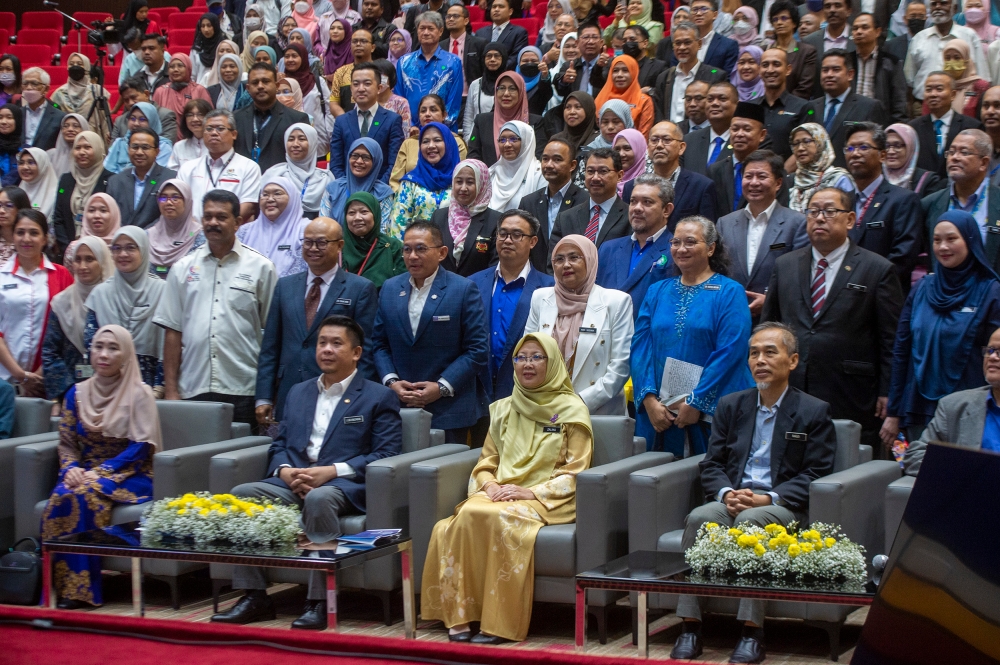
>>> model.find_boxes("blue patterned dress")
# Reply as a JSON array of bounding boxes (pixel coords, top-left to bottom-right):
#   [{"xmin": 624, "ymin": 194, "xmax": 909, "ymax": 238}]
[
  {"xmin": 40, "ymin": 385, "xmax": 154, "ymax": 605},
  {"xmin": 631, "ymin": 273, "xmax": 754, "ymax": 457},
  {"xmin": 387, "ymin": 182, "xmax": 451, "ymax": 240}
]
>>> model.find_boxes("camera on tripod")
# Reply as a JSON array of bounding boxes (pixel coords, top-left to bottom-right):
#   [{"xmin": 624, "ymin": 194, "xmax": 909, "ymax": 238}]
[{"xmin": 88, "ymin": 18, "xmax": 124, "ymax": 47}]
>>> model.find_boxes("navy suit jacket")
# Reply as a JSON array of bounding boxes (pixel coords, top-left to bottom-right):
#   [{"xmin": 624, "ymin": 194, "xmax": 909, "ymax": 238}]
[
  {"xmin": 256, "ymin": 268, "xmax": 379, "ymax": 420},
  {"xmin": 475, "ymin": 24, "xmax": 529, "ymax": 68},
  {"xmin": 372, "ymin": 269, "xmax": 490, "ymax": 430},
  {"xmin": 329, "ymin": 105, "xmax": 405, "ymax": 183},
  {"xmin": 469, "ymin": 265, "xmax": 554, "ymax": 400},
  {"xmin": 849, "ymin": 178, "xmax": 923, "ymax": 291},
  {"xmin": 595, "ymin": 230, "xmax": 673, "ymax": 317},
  {"xmin": 621, "ymin": 169, "xmax": 719, "ymax": 231},
  {"xmin": 263, "ymin": 376, "xmax": 402, "ymax": 512}
]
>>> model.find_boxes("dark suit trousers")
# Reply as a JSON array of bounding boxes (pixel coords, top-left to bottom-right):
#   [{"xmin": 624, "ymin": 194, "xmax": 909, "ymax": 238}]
[
  {"xmin": 231, "ymin": 482, "xmax": 353, "ymax": 599},
  {"xmin": 189, "ymin": 392, "xmax": 258, "ymax": 435}
]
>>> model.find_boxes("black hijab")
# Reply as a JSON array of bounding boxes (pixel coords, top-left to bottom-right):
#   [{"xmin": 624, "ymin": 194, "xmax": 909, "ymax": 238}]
[
  {"xmin": 122, "ymin": 0, "xmax": 151, "ymax": 36},
  {"xmin": 0, "ymin": 104, "xmax": 23, "ymax": 154},
  {"xmin": 193, "ymin": 13, "xmax": 223, "ymax": 69},
  {"xmin": 480, "ymin": 42, "xmax": 510, "ymax": 97},
  {"xmin": 550, "ymin": 91, "xmax": 597, "ymax": 156}
]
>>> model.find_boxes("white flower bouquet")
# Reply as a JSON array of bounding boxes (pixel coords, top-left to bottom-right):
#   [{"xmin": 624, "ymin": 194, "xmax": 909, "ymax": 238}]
[
  {"xmin": 142, "ymin": 492, "xmax": 301, "ymax": 547},
  {"xmin": 685, "ymin": 521, "xmax": 867, "ymax": 584}
]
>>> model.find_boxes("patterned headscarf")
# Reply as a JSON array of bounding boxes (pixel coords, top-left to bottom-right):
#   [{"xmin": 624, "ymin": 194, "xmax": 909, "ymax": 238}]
[
  {"xmin": 448, "ymin": 159, "xmax": 493, "ymax": 252},
  {"xmin": 788, "ymin": 123, "xmax": 853, "ymax": 213}
]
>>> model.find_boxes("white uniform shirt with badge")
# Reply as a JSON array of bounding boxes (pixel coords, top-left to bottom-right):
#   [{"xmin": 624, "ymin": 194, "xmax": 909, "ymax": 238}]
[
  {"xmin": 153, "ymin": 239, "xmax": 277, "ymax": 399},
  {"xmin": 177, "ymin": 148, "xmax": 263, "ymax": 219},
  {"xmin": 0, "ymin": 256, "xmax": 55, "ymax": 380}
]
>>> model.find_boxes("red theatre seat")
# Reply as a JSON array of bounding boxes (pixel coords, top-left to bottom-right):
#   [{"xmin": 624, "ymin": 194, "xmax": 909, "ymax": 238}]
[
  {"xmin": 20, "ymin": 12, "xmax": 64, "ymax": 32},
  {"xmin": 0, "ymin": 29, "xmax": 9, "ymax": 49},
  {"xmin": 598, "ymin": 15, "xmax": 614, "ymax": 28},
  {"xmin": 169, "ymin": 13, "xmax": 202, "ymax": 30},
  {"xmin": 663, "ymin": 10, "xmax": 672, "ymax": 36},
  {"xmin": 0, "ymin": 13, "xmax": 15, "ymax": 36},
  {"xmin": 471, "ymin": 21, "xmax": 490, "ymax": 33},
  {"xmin": 16, "ymin": 29, "xmax": 61, "ymax": 57},
  {"xmin": 6, "ymin": 44, "xmax": 53, "ymax": 66},
  {"xmin": 511, "ymin": 17, "xmax": 539, "ymax": 40},
  {"xmin": 60, "ymin": 43, "xmax": 99, "ymax": 64},
  {"xmin": 467, "ymin": 5, "xmax": 484, "ymax": 21},
  {"xmin": 167, "ymin": 29, "xmax": 196, "ymax": 52},
  {"xmin": 41, "ymin": 65, "xmax": 68, "ymax": 89}
]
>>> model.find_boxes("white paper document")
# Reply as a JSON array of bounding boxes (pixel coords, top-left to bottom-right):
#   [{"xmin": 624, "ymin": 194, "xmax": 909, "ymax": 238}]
[{"xmin": 658, "ymin": 358, "xmax": 704, "ymax": 412}]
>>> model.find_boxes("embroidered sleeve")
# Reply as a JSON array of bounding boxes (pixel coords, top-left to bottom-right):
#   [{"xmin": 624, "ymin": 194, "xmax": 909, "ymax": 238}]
[{"xmin": 527, "ymin": 423, "xmax": 594, "ymax": 511}]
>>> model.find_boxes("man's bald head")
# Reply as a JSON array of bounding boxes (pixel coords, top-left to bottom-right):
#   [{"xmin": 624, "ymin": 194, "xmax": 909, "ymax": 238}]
[
  {"xmin": 307, "ymin": 216, "xmax": 344, "ymax": 240},
  {"xmin": 649, "ymin": 121, "xmax": 686, "ymax": 171},
  {"xmin": 303, "ymin": 217, "xmax": 345, "ymax": 274}
]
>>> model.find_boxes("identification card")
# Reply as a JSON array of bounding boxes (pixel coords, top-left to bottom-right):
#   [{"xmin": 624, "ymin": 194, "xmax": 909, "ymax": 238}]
[
  {"xmin": 704, "ymin": 284, "xmax": 721, "ymax": 291},
  {"xmin": 75, "ymin": 364, "xmax": 94, "ymax": 380},
  {"xmin": 866, "ymin": 221, "xmax": 884, "ymax": 228},
  {"xmin": 846, "ymin": 283, "xmax": 867, "ymax": 292},
  {"xmin": 432, "ymin": 315, "xmax": 451, "ymax": 322},
  {"xmin": 2, "ymin": 283, "xmax": 16, "ymax": 290},
  {"xmin": 344, "ymin": 416, "xmax": 364, "ymax": 424},
  {"xmin": 277, "ymin": 245, "xmax": 291, "ymax": 251},
  {"xmin": 785, "ymin": 432, "xmax": 807, "ymax": 441},
  {"xmin": 335, "ymin": 298, "xmax": 352, "ymax": 305},
  {"xmin": 543, "ymin": 426, "xmax": 561, "ymax": 433},
  {"xmin": 579, "ymin": 326, "xmax": 597, "ymax": 333}
]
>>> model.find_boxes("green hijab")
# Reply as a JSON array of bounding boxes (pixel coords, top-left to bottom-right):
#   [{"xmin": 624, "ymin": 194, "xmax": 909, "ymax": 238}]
[
  {"xmin": 489, "ymin": 333, "xmax": 593, "ymax": 488},
  {"xmin": 340, "ymin": 191, "xmax": 405, "ymax": 288}
]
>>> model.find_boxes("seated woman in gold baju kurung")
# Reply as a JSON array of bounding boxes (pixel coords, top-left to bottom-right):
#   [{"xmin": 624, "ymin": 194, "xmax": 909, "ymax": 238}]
[{"xmin": 420, "ymin": 332, "xmax": 593, "ymax": 644}]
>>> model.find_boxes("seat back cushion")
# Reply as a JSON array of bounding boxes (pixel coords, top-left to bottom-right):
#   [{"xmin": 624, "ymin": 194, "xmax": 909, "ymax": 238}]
[
  {"xmin": 832, "ymin": 419, "xmax": 861, "ymax": 472},
  {"xmin": 157, "ymin": 401, "xmax": 234, "ymax": 450},
  {"xmin": 590, "ymin": 415, "xmax": 636, "ymax": 467},
  {"xmin": 13, "ymin": 397, "xmax": 55, "ymax": 438},
  {"xmin": 399, "ymin": 408, "xmax": 432, "ymax": 453}
]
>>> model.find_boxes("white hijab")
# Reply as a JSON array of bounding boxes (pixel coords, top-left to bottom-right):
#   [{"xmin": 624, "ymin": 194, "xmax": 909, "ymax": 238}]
[
  {"xmin": 261, "ymin": 123, "xmax": 330, "ymax": 212},
  {"xmin": 50, "ymin": 236, "xmax": 115, "ymax": 355},
  {"xmin": 488, "ymin": 120, "xmax": 544, "ymax": 212},
  {"xmin": 85, "ymin": 227, "xmax": 166, "ymax": 358},
  {"xmin": 47, "ymin": 113, "xmax": 89, "ymax": 177},
  {"xmin": 19, "ymin": 148, "xmax": 60, "ymax": 219}
]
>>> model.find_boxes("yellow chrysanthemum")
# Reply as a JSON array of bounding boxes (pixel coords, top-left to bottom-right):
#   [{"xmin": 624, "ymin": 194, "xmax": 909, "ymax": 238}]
[
  {"xmin": 825, "ymin": 537, "xmax": 836, "ymax": 547},
  {"xmin": 788, "ymin": 544, "xmax": 801, "ymax": 557},
  {"xmin": 729, "ymin": 528, "xmax": 744, "ymax": 537},
  {"xmin": 199, "ymin": 508, "xmax": 210, "ymax": 516},
  {"xmin": 177, "ymin": 508, "xmax": 187, "ymax": 515},
  {"xmin": 737, "ymin": 534, "xmax": 759, "ymax": 548},
  {"xmin": 754, "ymin": 543, "xmax": 766, "ymax": 556},
  {"xmin": 800, "ymin": 542, "xmax": 814, "ymax": 553},
  {"xmin": 705, "ymin": 523, "xmax": 719, "ymax": 529}
]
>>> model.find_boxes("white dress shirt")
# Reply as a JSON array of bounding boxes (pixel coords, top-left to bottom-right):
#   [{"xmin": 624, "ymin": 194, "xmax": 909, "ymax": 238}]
[
  {"xmin": 589, "ymin": 196, "xmax": 616, "ymax": 235},
  {"xmin": 356, "ymin": 102, "xmax": 381, "ymax": 134},
  {"xmin": 931, "ymin": 109, "xmax": 954, "ymax": 154},
  {"xmin": 744, "ymin": 199, "xmax": 778, "ymax": 270},
  {"xmin": 670, "ymin": 61, "xmax": 700, "ymax": 124},
  {"xmin": 810, "ymin": 238, "xmax": 850, "ymax": 304},
  {"xmin": 23, "ymin": 103, "xmax": 46, "ymax": 146},
  {"xmin": 823, "ymin": 25, "xmax": 850, "ymax": 51},
  {"xmin": 696, "ymin": 31, "xmax": 715, "ymax": 63},
  {"xmin": 306, "ymin": 370, "xmax": 357, "ymax": 476},
  {"xmin": 177, "ymin": 148, "xmax": 263, "ymax": 218},
  {"xmin": 491, "ymin": 20, "xmax": 510, "ymax": 41},
  {"xmin": 904, "ymin": 24, "xmax": 988, "ymax": 100},
  {"xmin": 707, "ymin": 128, "xmax": 730, "ymax": 166},
  {"xmin": 381, "ymin": 267, "xmax": 453, "ymax": 392}
]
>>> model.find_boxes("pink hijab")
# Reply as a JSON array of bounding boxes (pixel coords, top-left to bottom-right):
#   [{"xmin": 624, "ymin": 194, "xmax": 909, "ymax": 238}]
[
  {"xmin": 613, "ymin": 128, "xmax": 648, "ymax": 196},
  {"xmin": 292, "ymin": 0, "xmax": 319, "ymax": 37},
  {"xmin": 551, "ymin": 235, "xmax": 599, "ymax": 364},
  {"xmin": 448, "ymin": 159, "xmax": 492, "ymax": 251}
]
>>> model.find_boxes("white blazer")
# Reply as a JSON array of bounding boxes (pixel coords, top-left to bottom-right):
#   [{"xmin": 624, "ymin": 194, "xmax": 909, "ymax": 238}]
[{"xmin": 524, "ymin": 284, "xmax": 634, "ymax": 415}]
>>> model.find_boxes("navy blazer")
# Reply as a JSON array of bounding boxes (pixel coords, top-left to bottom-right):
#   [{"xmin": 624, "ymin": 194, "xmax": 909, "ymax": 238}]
[
  {"xmin": 371, "ymin": 269, "xmax": 490, "ymax": 430},
  {"xmin": 23, "ymin": 100, "xmax": 65, "ymax": 151},
  {"xmin": 475, "ymin": 24, "xmax": 529, "ymax": 68},
  {"xmin": 256, "ymin": 268, "xmax": 379, "ymax": 420},
  {"xmin": 668, "ymin": 32, "xmax": 739, "ymax": 73},
  {"xmin": 621, "ymin": 169, "xmax": 719, "ymax": 231},
  {"xmin": 469, "ymin": 264, "xmax": 554, "ymax": 400},
  {"xmin": 329, "ymin": 105, "xmax": 405, "ymax": 183},
  {"xmin": 849, "ymin": 178, "xmax": 923, "ymax": 290},
  {"xmin": 716, "ymin": 203, "xmax": 809, "ymax": 295},
  {"xmin": 682, "ymin": 126, "xmax": 734, "ymax": 177},
  {"xmin": 595, "ymin": 230, "xmax": 673, "ymax": 317},
  {"xmin": 263, "ymin": 376, "xmax": 402, "ymax": 512}
]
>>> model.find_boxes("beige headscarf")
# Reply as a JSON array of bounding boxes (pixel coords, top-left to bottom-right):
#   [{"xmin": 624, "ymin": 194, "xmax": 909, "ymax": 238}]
[
  {"xmin": 18, "ymin": 147, "xmax": 60, "ymax": 219},
  {"xmin": 50, "ymin": 236, "xmax": 115, "ymax": 355},
  {"xmin": 47, "ymin": 113, "xmax": 90, "ymax": 177},
  {"xmin": 75, "ymin": 324, "xmax": 162, "ymax": 451},
  {"xmin": 70, "ymin": 131, "xmax": 107, "ymax": 218},
  {"xmin": 551, "ymin": 234, "xmax": 599, "ymax": 364},
  {"xmin": 943, "ymin": 39, "xmax": 984, "ymax": 114}
]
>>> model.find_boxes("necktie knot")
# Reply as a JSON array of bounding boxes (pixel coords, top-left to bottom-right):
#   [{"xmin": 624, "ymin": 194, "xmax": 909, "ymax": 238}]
[{"xmin": 817, "ymin": 258, "xmax": 829, "ymax": 270}]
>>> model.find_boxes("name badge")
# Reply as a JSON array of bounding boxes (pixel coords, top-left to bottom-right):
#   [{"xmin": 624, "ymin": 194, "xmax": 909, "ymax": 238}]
[
  {"xmin": 769, "ymin": 242, "xmax": 787, "ymax": 251},
  {"xmin": 785, "ymin": 432, "xmax": 807, "ymax": 441},
  {"xmin": 960, "ymin": 306, "xmax": 977, "ymax": 313},
  {"xmin": 155, "ymin": 265, "xmax": 168, "ymax": 275},
  {"xmin": 277, "ymin": 244, "xmax": 291, "ymax": 251},
  {"xmin": 866, "ymin": 221, "xmax": 885, "ymax": 229},
  {"xmin": 988, "ymin": 227, "xmax": 1000, "ymax": 235},
  {"xmin": 579, "ymin": 326, "xmax": 597, "ymax": 333},
  {"xmin": 704, "ymin": 284, "xmax": 721, "ymax": 291},
  {"xmin": 236, "ymin": 273, "xmax": 254, "ymax": 282},
  {"xmin": 335, "ymin": 298, "xmax": 352, "ymax": 305},
  {"xmin": 75, "ymin": 364, "xmax": 94, "ymax": 380},
  {"xmin": 171, "ymin": 240, "xmax": 184, "ymax": 246},
  {"xmin": 433, "ymin": 315, "xmax": 451, "ymax": 322},
  {"xmin": 846, "ymin": 283, "xmax": 867, "ymax": 292},
  {"xmin": 344, "ymin": 415, "xmax": 364, "ymax": 424},
  {"xmin": 2, "ymin": 283, "xmax": 16, "ymax": 290},
  {"xmin": 543, "ymin": 426, "xmax": 561, "ymax": 433}
]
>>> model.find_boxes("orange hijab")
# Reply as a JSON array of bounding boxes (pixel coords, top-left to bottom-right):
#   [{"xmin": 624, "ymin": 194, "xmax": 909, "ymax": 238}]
[{"xmin": 594, "ymin": 55, "xmax": 644, "ymax": 128}]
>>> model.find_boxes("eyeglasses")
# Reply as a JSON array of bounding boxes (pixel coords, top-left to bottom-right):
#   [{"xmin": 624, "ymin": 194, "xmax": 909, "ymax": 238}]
[
  {"xmin": 669, "ymin": 238, "xmax": 706, "ymax": 249},
  {"xmin": 498, "ymin": 230, "xmax": 534, "ymax": 241},
  {"xmin": 260, "ymin": 190, "xmax": 288, "ymax": 201},
  {"xmin": 0, "ymin": 202, "xmax": 16, "ymax": 210},
  {"xmin": 683, "ymin": 94, "xmax": 706, "ymax": 103},
  {"xmin": 690, "ymin": 6, "xmax": 712, "ymax": 14},
  {"xmin": 885, "ymin": 141, "xmax": 906, "ymax": 151},
  {"xmin": 791, "ymin": 138, "xmax": 816, "ymax": 148},
  {"xmin": 496, "ymin": 84, "xmax": 520, "ymax": 94},
  {"xmin": 513, "ymin": 354, "xmax": 548, "ymax": 364},
  {"xmin": 983, "ymin": 347, "xmax": 1000, "ymax": 357},
  {"xmin": 771, "ymin": 14, "xmax": 792, "ymax": 22},
  {"xmin": 351, "ymin": 38, "xmax": 372, "ymax": 45},
  {"xmin": 497, "ymin": 136, "xmax": 522, "ymax": 145},
  {"xmin": 203, "ymin": 125, "xmax": 232, "ymax": 134},
  {"xmin": 21, "ymin": 81, "xmax": 46, "ymax": 90},
  {"xmin": 552, "ymin": 253, "xmax": 585, "ymax": 266},
  {"xmin": 402, "ymin": 244, "xmax": 442, "ymax": 255},
  {"xmin": 184, "ymin": 112, "xmax": 206, "ymax": 119},
  {"xmin": 580, "ymin": 34, "xmax": 602, "ymax": 40},
  {"xmin": 303, "ymin": 238, "xmax": 336, "ymax": 249},
  {"xmin": 349, "ymin": 153, "xmax": 373, "ymax": 163},
  {"xmin": 804, "ymin": 207, "xmax": 850, "ymax": 219},
  {"xmin": 585, "ymin": 167, "xmax": 614, "ymax": 177},
  {"xmin": 129, "ymin": 144, "xmax": 156, "ymax": 152},
  {"xmin": 945, "ymin": 148, "xmax": 981, "ymax": 158},
  {"xmin": 843, "ymin": 144, "xmax": 877, "ymax": 154},
  {"xmin": 110, "ymin": 243, "xmax": 141, "ymax": 254},
  {"xmin": 648, "ymin": 137, "xmax": 679, "ymax": 146},
  {"xmin": 158, "ymin": 195, "xmax": 184, "ymax": 203}
]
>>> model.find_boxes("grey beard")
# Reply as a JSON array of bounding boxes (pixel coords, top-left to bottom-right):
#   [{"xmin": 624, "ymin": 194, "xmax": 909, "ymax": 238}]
[{"xmin": 756, "ymin": 381, "xmax": 771, "ymax": 391}]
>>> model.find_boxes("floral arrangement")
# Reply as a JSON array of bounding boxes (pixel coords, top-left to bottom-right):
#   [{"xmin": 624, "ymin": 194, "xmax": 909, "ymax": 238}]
[
  {"xmin": 684, "ymin": 521, "xmax": 867, "ymax": 584},
  {"xmin": 142, "ymin": 492, "xmax": 301, "ymax": 546}
]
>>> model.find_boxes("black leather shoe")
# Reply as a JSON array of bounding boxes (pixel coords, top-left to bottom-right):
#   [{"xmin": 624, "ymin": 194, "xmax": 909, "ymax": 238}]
[
  {"xmin": 470, "ymin": 633, "xmax": 510, "ymax": 645},
  {"xmin": 291, "ymin": 600, "xmax": 328, "ymax": 630},
  {"xmin": 210, "ymin": 591, "xmax": 276, "ymax": 624},
  {"xmin": 448, "ymin": 630, "xmax": 472, "ymax": 642},
  {"xmin": 670, "ymin": 631, "xmax": 704, "ymax": 659},
  {"xmin": 729, "ymin": 636, "xmax": 766, "ymax": 663},
  {"xmin": 56, "ymin": 598, "xmax": 90, "ymax": 610}
]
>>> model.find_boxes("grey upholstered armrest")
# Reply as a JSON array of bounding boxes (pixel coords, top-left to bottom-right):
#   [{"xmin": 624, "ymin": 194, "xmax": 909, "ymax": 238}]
[
  {"xmin": 14, "ymin": 439, "xmax": 60, "ymax": 540},
  {"xmin": 0, "ymin": 433, "xmax": 59, "ymax": 545},
  {"xmin": 154, "ymin": 436, "xmax": 272, "ymax": 499},
  {"xmin": 632, "ymin": 436, "xmax": 647, "ymax": 456},
  {"xmin": 576, "ymin": 451, "xmax": 673, "ymax": 574},
  {"xmin": 628, "ymin": 454, "xmax": 706, "ymax": 554},
  {"xmin": 209, "ymin": 444, "xmax": 271, "ymax": 494},
  {"xmin": 229, "ymin": 422, "xmax": 252, "ymax": 439},
  {"xmin": 429, "ymin": 429, "xmax": 445, "ymax": 447},
  {"xmin": 408, "ymin": 448, "xmax": 482, "ymax": 592},
  {"xmin": 49, "ymin": 416, "xmax": 61, "ymax": 432},
  {"xmin": 810, "ymin": 460, "xmax": 902, "ymax": 562},
  {"xmin": 858, "ymin": 445, "xmax": 873, "ymax": 464},
  {"xmin": 13, "ymin": 397, "xmax": 55, "ymax": 437},
  {"xmin": 366, "ymin": 444, "xmax": 469, "ymax": 532},
  {"xmin": 884, "ymin": 474, "xmax": 915, "ymax": 553}
]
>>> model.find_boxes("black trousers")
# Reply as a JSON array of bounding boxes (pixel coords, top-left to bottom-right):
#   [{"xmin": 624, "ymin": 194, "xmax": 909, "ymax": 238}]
[{"xmin": 189, "ymin": 392, "xmax": 259, "ymax": 436}]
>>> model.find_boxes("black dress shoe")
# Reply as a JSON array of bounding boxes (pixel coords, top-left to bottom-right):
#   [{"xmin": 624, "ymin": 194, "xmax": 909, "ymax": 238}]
[
  {"xmin": 470, "ymin": 633, "xmax": 510, "ymax": 645},
  {"xmin": 670, "ymin": 631, "xmax": 704, "ymax": 659},
  {"xmin": 291, "ymin": 600, "xmax": 328, "ymax": 630},
  {"xmin": 56, "ymin": 599, "xmax": 91, "ymax": 610},
  {"xmin": 448, "ymin": 631, "xmax": 472, "ymax": 642},
  {"xmin": 210, "ymin": 591, "xmax": 276, "ymax": 624},
  {"xmin": 729, "ymin": 636, "xmax": 766, "ymax": 664}
]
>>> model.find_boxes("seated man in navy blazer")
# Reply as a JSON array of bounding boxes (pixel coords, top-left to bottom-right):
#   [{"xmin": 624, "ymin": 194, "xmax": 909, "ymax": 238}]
[
  {"xmin": 670, "ymin": 323, "xmax": 837, "ymax": 664},
  {"xmin": 372, "ymin": 221, "xmax": 490, "ymax": 443},
  {"xmin": 256, "ymin": 217, "xmax": 379, "ymax": 432},
  {"xmin": 212, "ymin": 315, "xmax": 402, "ymax": 630},
  {"xmin": 470, "ymin": 210, "xmax": 554, "ymax": 402},
  {"xmin": 329, "ymin": 63, "xmax": 404, "ymax": 183},
  {"xmin": 596, "ymin": 174, "xmax": 674, "ymax": 317}
]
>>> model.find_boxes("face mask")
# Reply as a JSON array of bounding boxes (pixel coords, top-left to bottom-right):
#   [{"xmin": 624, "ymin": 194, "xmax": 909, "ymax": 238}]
[
  {"xmin": 732, "ymin": 19, "xmax": 753, "ymax": 34},
  {"xmin": 806, "ymin": 0, "xmax": 824, "ymax": 12},
  {"xmin": 0, "ymin": 73, "xmax": 14, "ymax": 86},
  {"xmin": 295, "ymin": 2, "xmax": 309, "ymax": 13},
  {"xmin": 964, "ymin": 7, "xmax": 985, "ymax": 22},
  {"xmin": 519, "ymin": 62, "xmax": 540, "ymax": 78},
  {"xmin": 622, "ymin": 40, "xmax": 642, "ymax": 58},
  {"xmin": 943, "ymin": 59, "xmax": 965, "ymax": 76},
  {"xmin": 245, "ymin": 17, "xmax": 262, "ymax": 30},
  {"xmin": 22, "ymin": 89, "xmax": 43, "ymax": 104},
  {"xmin": 68, "ymin": 65, "xmax": 87, "ymax": 81},
  {"xmin": 614, "ymin": 48, "xmax": 624, "ymax": 57},
  {"xmin": 210, "ymin": 5, "xmax": 224, "ymax": 15},
  {"xmin": 907, "ymin": 18, "xmax": 926, "ymax": 34}
]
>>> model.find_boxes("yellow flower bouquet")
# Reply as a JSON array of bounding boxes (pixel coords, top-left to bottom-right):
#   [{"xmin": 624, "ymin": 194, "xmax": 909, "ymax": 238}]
[
  {"xmin": 142, "ymin": 492, "xmax": 301, "ymax": 546},
  {"xmin": 684, "ymin": 521, "xmax": 866, "ymax": 583}
]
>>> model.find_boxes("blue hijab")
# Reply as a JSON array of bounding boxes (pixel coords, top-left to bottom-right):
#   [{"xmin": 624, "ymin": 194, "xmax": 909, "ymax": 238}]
[
  {"xmin": 103, "ymin": 101, "xmax": 173, "ymax": 172},
  {"xmin": 324, "ymin": 137, "xmax": 394, "ymax": 225},
  {"xmin": 911, "ymin": 210, "xmax": 1000, "ymax": 401},
  {"xmin": 254, "ymin": 45, "xmax": 278, "ymax": 65},
  {"xmin": 400, "ymin": 122, "xmax": 460, "ymax": 193}
]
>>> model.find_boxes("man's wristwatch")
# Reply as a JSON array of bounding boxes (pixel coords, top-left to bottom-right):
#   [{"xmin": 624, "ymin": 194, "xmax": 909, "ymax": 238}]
[
  {"xmin": 437, "ymin": 381, "xmax": 453, "ymax": 397},
  {"xmin": 386, "ymin": 378, "xmax": 399, "ymax": 387}
]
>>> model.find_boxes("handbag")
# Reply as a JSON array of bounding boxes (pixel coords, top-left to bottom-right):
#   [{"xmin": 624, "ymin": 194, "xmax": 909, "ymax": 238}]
[{"xmin": 0, "ymin": 538, "xmax": 42, "ymax": 605}]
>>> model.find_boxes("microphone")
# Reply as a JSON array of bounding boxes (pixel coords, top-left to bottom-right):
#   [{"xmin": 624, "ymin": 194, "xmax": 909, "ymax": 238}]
[{"xmin": 42, "ymin": 0, "xmax": 60, "ymax": 6}]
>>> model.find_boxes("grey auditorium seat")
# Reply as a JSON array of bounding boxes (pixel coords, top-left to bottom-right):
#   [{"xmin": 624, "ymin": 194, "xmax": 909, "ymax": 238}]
[{"xmin": 0, "ymin": 397, "xmax": 57, "ymax": 548}]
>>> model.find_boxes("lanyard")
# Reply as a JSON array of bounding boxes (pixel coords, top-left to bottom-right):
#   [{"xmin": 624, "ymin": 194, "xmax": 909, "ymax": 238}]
[
  {"xmin": 356, "ymin": 240, "xmax": 379, "ymax": 277},
  {"xmin": 951, "ymin": 188, "xmax": 986, "ymax": 218},
  {"xmin": 205, "ymin": 152, "xmax": 236, "ymax": 188},
  {"xmin": 857, "ymin": 190, "xmax": 877, "ymax": 223},
  {"xmin": 253, "ymin": 114, "xmax": 271, "ymax": 161},
  {"xmin": 300, "ymin": 176, "xmax": 311, "ymax": 201}
]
